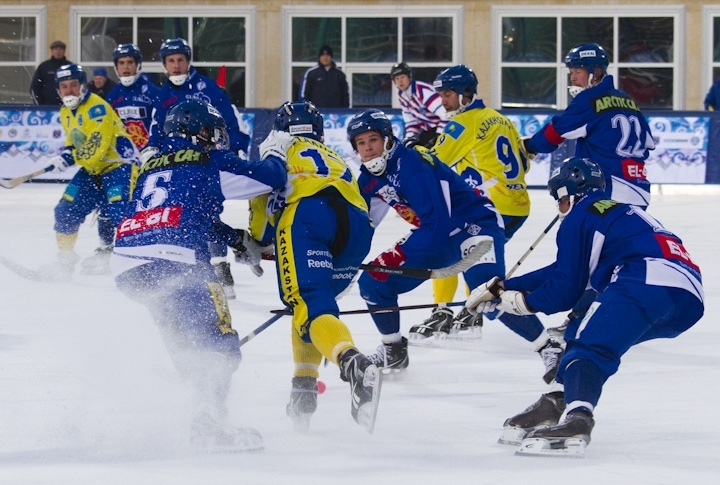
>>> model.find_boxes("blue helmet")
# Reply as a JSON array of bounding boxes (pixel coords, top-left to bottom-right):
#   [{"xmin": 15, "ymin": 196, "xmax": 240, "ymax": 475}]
[
  {"xmin": 564, "ymin": 43, "xmax": 609, "ymax": 75},
  {"xmin": 548, "ymin": 157, "xmax": 606, "ymax": 201},
  {"xmin": 163, "ymin": 98, "xmax": 227, "ymax": 150},
  {"xmin": 113, "ymin": 43, "xmax": 142, "ymax": 65},
  {"xmin": 433, "ymin": 64, "xmax": 478, "ymax": 98},
  {"xmin": 273, "ymin": 101, "xmax": 324, "ymax": 142},
  {"xmin": 160, "ymin": 38, "xmax": 192, "ymax": 63},
  {"xmin": 346, "ymin": 109, "xmax": 393, "ymax": 149},
  {"xmin": 54, "ymin": 63, "xmax": 87, "ymax": 87}
]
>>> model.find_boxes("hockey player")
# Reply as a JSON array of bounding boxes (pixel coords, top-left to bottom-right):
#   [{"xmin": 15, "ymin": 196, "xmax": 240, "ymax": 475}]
[
  {"xmin": 524, "ymin": 43, "xmax": 655, "ymax": 208},
  {"xmin": 255, "ymin": 101, "xmax": 382, "ymax": 434},
  {"xmin": 43, "ymin": 63, "xmax": 140, "ymax": 280},
  {"xmin": 390, "ymin": 62, "xmax": 447, "ymax": 148},
  {"xmin": 466, "ymin": 157, "xmax": 703, "ymax": 456},
  {"xmin": 76, "ymin": 43, "xmax": 162, "ymax": 276},
  {"xmin": 141, "ymin": 37, "xmax": 251, "ymax": 299},
  {"xmin": 525, "ymin": 43, "xmax": 656, "ymax": 342},
  {"xmin": 349, "ymin": 109, "xmax": 508, "ymax": 374},
  {"xmin": 111, "ymin": 99, "xmax": 287, "ymax": 452},
  {"xmin": 404, "ymin": 65, "xmax": 561, "ymax": 383}
]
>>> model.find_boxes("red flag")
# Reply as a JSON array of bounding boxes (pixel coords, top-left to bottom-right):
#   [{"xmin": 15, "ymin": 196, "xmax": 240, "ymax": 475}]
[{"xmin": 216, "ymin": 65, "xmax": 227, "ymax": 90}]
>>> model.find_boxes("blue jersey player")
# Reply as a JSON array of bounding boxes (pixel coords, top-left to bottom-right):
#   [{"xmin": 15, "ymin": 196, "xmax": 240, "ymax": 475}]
[
  {"xmin": 346, "ymin": 110, "xmax": 560, "ymax": 379},
  {"xmin": 466, "ymin": 158, "xmax": 703, "ymax": 456},
  {"xmin": 111, "ymin": 99, "xmax": 286, "ymax": 452},
  {"xmin": 525, "ymin": 43, "xmax": 655, "ymax": 208}
]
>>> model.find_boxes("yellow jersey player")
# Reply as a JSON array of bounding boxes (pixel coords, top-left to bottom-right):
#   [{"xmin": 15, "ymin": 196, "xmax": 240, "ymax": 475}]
[
  {"xmin": 43, "ymin": 63, "xmax": 139, "ymax": 280},
  {"xmin": 418, "ymin": 65, "xmax": 561, "ymax": 383},
  {"xmin": 254, "ymin": 101, "xmax": 383, "ymax": 433}
]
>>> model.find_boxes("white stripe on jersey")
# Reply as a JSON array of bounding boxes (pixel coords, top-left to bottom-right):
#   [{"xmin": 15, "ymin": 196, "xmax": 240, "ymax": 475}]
[{"xmin": 644, "ymin": 257, "xmax": 704, "ymax": 303}]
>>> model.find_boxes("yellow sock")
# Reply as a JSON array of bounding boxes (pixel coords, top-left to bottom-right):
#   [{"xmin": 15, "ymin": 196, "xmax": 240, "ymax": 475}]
[
  {"xmin": 56, "ymin": 232, "xmax": 78, "ymax": 251},
  {"xmin": 291, "ymin": 326, "xmax": 322, "ymax": 378},
  {"xmin": 433, "ymin": 275, "xmax": 459, "ymax": 304},
  {"xmin": 308, "ymin": 314, "xmax": 356, "ymax": 365}
]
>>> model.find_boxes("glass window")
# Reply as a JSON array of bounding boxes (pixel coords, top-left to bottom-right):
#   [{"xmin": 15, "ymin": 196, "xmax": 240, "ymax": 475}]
[
  {"xmin": 71, "ymin": 6, "xmax": 254, "ymax": 106},
  {"xmin": 493, "ymin": 6, "xmax": 683, "ymax": 110},
  {"xmin": 0, "ymin": 7, "xmax": 43, "ymax": 104},
  {"xmin": 284, "ymin": 6, "xmax": 463, "ymax": 107}
]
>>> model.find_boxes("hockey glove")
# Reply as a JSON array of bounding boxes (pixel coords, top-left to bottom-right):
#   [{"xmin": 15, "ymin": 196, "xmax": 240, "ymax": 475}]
[
  {"xmin": 521, "ymin": 137, "xmax": 537, "ymax": 160},
  {"xmin": 368, "ymin": 245, "xmax": 407, "ymax": 282},
  {"xmin": 49, "ymin": 149, "xmax": 74, "ymax": 173},
  {"xmin": 495, "ymin": 290, "xmax": 534, "ymax": 316},
  {"xmin": 140, "ymin": 146, "xmax": 159, "ymax": 165},
  {"xmin": 402, "ymin": 136, "xmax": 420, "ymax": 148},
  {"xmin": 465, "ymin": 276, "xmax": 504, "ymax": 315},
  {"xmin": 259, "ymin": 130, "xmax": 295, "ymax": 162},
  {"xmin": 231, "ymin": 229, "xmax": 268, "ymax": 277}
]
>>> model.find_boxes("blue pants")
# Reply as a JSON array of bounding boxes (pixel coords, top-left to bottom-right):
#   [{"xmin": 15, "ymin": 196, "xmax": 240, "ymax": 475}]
[
  {"xmin": 558, "ymin": 281, "xmax": 703, "ymax": 411},
  {"xmin": 360, "ymin": 224, "xmax": 506, "ymax": 335},
  {"xmin": 273, "ymin": 193, "xmax": 374, "ymax": 342},
  {"xmin": 54, "ymin": 164, "xmax": 135, "ymax": 236},
  {"xmin": 115, "ymin": 260, "xmax": 241, "ymax": 359}
]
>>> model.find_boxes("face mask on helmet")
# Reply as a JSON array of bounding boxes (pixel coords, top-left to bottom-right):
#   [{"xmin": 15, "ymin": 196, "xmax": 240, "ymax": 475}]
[
  {"xmin": 347, "ymin": 110, "xmax": 395, "ymax": 176},
  {"xmin": 113, "ymin": 44, "xmax": 143, "ymax": 87},
  {"xmin": 55, "ymin": 64, "xmax": 88, "ymax": 110},
  {"xmin": 564, "ymin": 44, "xmax": 608, "ymax": 98},
  {"xmin": 433, "ymin": 65, "xmax": 478, "ymax": 119},
  {"xmin": 160, "ymin": 39, "xmax": 192, "ymax": 86}
]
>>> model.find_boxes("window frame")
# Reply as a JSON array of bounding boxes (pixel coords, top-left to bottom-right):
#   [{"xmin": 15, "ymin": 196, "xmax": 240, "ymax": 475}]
[
  {"xmin": 0, "ymin": 5, "xmax": 46, "ymax": 104},
  {"xmin": 703, "ymin": 5, "xmax": 720, "ymax": 90},
  {"xmin": 491, "ymin": 5, "xmax": 685, "ymax": 110},
  {"xmin": 69, "ymin": 5, "xmax": 257, "ymax": 106},
  {"xmin": 280, "ymin": 5, "xmax": 464, "ymax": 107}
]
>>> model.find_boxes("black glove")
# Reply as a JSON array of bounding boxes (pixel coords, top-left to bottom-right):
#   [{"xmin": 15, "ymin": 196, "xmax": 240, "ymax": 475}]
[
  {"xmin": 402, "ymin": 136, "xmax": 420, "ymax": 148},
  {"xmin": 231, "ymin": 229, "xmax": 265, "ymax": 277}
]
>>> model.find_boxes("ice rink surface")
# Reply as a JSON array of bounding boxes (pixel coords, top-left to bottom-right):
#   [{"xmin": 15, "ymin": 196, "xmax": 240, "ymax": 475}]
[{"xmin": 0, "ymin": 183, "xmax": 718, "ymax": 484}]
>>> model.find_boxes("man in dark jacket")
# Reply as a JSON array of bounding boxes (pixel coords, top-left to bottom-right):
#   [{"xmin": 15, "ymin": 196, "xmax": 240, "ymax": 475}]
[
  {"xmin": 30, "ymin": 40, "xmax": 70, "ymax": 105},
  {"xmin": 87, "ymin": 67, "xmax": 117, "ymax": 100},
  {"xmin": 300, "ymin": 45, "xmax": 349, "ymax": 108}
]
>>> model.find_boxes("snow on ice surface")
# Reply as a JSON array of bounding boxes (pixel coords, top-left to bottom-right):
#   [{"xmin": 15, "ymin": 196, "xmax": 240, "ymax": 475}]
[{"xmin": 0, "ymin": 183, "xmax": 719, "ymax": 484}]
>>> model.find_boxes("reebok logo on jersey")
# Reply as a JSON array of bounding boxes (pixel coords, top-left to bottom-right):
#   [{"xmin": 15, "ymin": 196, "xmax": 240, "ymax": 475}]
[{"xmin": 117, "ymin": 206, "xmax": 182, "ymax": 237}]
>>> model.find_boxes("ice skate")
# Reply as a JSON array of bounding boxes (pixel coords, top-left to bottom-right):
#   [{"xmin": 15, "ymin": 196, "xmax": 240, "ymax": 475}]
[
  {"xmin": 37, "ymin": 250, "xmax": 80, "ymax": 281},
  {"xmin": 80, "ymin": 245, "xmax": 112, "ymax": 275},
  {"xmin": 286, "ymin": 376, "xmax": 318, "ymax": 432},
  {"xmin": 191, "ymin": 411, "xmax": 264, "ymax": 453},
  {"xmin": 213, "ymin": 261, "xmax": 236, "ymax": 300},
  {"xmin": 367, "ymin": 337, "xmax": 409, "ymax": 375},
  {"xmin": 498, "ymin": 391, "xmax": 565, "ymax": 445},
  {"xmin": 447, "ymin": 308, "xmax": 483, "ymax": 341},
  {"xmin": 515, "ymin": 410, "xmax": 594, "ymax": 458},
  {"xmin": 408, "ymin": 307, "xmax": 453, "ymax": 345},
  {"xmin": 339, "ymin": 349, "xmax": 383, "ymax": 434},
  {"xmin": 538, "ymin": 339, "xmax": 564, "ymax": 384},
  {"xmin": 547, "ymin": 320, "xmax": 569, "ymax": 342}
]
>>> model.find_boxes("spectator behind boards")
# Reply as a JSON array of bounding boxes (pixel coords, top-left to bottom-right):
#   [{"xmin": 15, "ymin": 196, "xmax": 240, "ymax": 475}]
[
  {"xmin": 30, "ymin": 40, "xmax": 70, "ymax": 106},
  {"xmin": 300, "ymin": 45, "xmax": 349, "ymax": 108},
  {"xmin": 87, "ymin": 67, "xmax": 117, "ymax": 100},
  {"xmin": 703, "ymin": 78, "xmax": 720, "ymax": 111}
]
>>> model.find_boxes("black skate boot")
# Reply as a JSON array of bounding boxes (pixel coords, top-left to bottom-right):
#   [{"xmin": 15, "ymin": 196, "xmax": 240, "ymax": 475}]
[
  {"xmin": 408, "ymin": 307, "xmax": 453, "ymax": 344},
  {"xmin": 367, "ymin": 337, "xmax": 409, "ymax": 374},
  {"xmin": 213, "ymin": 261, "xmax": 236, "ymax": 300},
  {"xmin": 286, "ymin": 376, "xmax": 318, "ymax": 432},
  {"xmin": 448, "ymin": 308, "xmax": 483, "ymax": 340},
  {"xmin": 538, "ymin": 338, "xmax": 564, "ymax": 384},
  {"xmin": 498, "ymin": 391, "xmax": 566, "ymax": 445},
  {"xmin": 339, "ymin": 348, "xmax": 383, "ymax": 434},
  {"xmin": 516, "ymin": 409, "xmax": 594, "ymax": 457}
]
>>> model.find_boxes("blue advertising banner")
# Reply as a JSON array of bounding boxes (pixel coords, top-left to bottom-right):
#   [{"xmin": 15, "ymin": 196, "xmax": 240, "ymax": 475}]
[{"xmin": 1, "ymin": 105, "xmax": 719, "ymax": 185}]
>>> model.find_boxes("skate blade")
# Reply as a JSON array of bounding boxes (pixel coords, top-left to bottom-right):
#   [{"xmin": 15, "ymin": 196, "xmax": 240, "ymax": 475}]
[
  {"xmin": 356, "ymin": 365, "xmax": 383, "ymax": 434},
  {"xmin": 448, "ymin": 326, "xmax": 483, "ymax": 340},
  {"xmin": 289, "ymin": 413, "xmax": 313, "ymax": 433},
  {"xmin": 407, "ymin": 334, "xmax": 436, "ymax": 346},
  {"xmin": 497, "ymin": 426, "xmax": 529, "ymax": 446},
  {"xmin": 515, "ymin": 437, "xmax": 587, "ymax": 458}
]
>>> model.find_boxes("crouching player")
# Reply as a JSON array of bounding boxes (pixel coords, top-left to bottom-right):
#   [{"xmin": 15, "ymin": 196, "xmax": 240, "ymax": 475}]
[
  {"xmin": 466, "ymin": 157, "xmax": 703, "ymax": 456},
  {"xmin": 110, "ymin": 99, "xmax": 287, "ymax": 452}
]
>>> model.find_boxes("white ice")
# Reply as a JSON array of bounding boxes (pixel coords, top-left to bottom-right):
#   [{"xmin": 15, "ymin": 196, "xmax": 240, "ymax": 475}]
[{"xmin": 1, "ymin": 183, "xmax": 719, "ymax": 484}]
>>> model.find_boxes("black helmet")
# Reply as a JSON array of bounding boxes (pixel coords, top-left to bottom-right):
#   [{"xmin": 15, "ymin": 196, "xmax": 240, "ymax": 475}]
[{"xmin": 390, "ymin": 62, "xmax": 412, "ymax": 80}]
